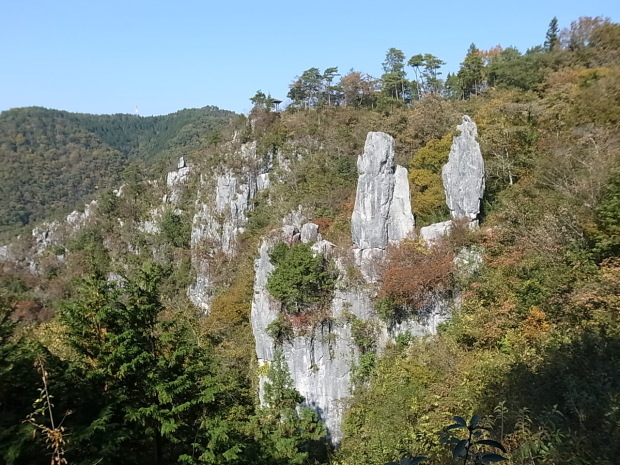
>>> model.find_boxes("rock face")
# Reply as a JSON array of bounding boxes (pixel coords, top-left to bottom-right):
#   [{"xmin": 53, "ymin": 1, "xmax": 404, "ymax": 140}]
[
  {"xmin": 249, "ymin": 132, "xmax": 456, "ymax": 443},
  {"xmin": 442, "ymin": 116, "xmax": 485, "ymax": 222},
  {"xmin": 351, "ymin": 132, "xmax": 414, "ymax": 280},
  {"xmin": 352, "ymin": 132, "xmax": 414, "ymax": 249},
  {"xmin": 250, "ymin": 223, "xmax": 368, "ymax": 443},
  {"xmin": 165, "ymin": 157, "xmax": 191, "ymax": 204},
  {"xmin": 419, "ymin": 220, "xmax": 453, "ymax": 244},
  {"xmin": 31, "ymin": 200, "xmax": 99, "ymax": 257},
  {"xmin": 388, "ymin": 166, "xmax": 416, "ymax": 243},
  {"xmin": 189, "ymin": 142, "xmax": 270, "ymax": 312}
]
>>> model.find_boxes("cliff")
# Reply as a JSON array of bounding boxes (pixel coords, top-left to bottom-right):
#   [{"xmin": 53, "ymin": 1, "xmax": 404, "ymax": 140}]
[{"xmin": 0, "ymin": 115, "xmax": 485, "ymax": 445}]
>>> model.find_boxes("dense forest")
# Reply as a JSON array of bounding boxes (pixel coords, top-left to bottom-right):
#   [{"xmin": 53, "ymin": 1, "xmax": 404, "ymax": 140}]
[
  {"xmin": 0, "ymin": 106, "xmax": 235, "ymax": 239},
  {"xmin": 1, "ymin": 16, "xmax": 619, "ymax": 465}
]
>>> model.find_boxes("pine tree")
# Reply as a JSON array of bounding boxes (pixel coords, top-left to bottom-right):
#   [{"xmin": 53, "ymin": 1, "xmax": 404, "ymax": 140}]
[
  {"xmin": 381, "ymin": 48, "xmax": 410, "ymax": 103},
  {"xmin": 545, "ymin": 17, "xmax": 560, "ymax": 51},
  {"xmin": 0, "ymin": 296, "xmax": 44, "ymax": 465},
  {"xmin": 457, "ymin": 43, "xmax": 486, "ymax": 98}
]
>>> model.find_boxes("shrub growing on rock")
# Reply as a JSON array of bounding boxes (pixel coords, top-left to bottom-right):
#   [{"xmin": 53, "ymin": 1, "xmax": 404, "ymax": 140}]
[{"xmin": 267, "ymin": 242, "xmax": 335, "ymax": 315}]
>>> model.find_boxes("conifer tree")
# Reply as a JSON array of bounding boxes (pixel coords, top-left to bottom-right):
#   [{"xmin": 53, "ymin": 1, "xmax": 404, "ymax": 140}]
[
  {"xmin": 545, "ymin": 17, "xmax": 560, "ymax": 51},
  {"xmin": 457, "ymin": 43, "xmax": 486, "ymax": 98},
  {"xmin": 252, "ymin": 350, "xmax": 327, "ymax": 465},
  {"xmin": 0, "ymin": 296, "xmax": 43, "ymax": 464},
  {"xmin": 59, "ymin": 263, "xmax": 247, "ymax": 464}
]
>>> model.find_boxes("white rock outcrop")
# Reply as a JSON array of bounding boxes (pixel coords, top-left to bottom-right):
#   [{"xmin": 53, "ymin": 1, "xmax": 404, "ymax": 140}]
[
  {"xmin": 442, "ymin": 116, "xmax": 485, "ymax": 222},
  {"xmin": 419, "ymin": 220, "xmax": 453, "ymax": 244},
  {"xmin": 351, "ymin": 132, "xmax": 414, "ymax": 281},
  {"xmin": 189, "ymin": 142, "xmax": 270, "ymax": 312},
  {"xmin": 165, "ymin": 157, "xmax": 191, "ymax": 204},
  {"xmin": 250, "ymin": 222, "xmax": 367, "ymax": 443}
]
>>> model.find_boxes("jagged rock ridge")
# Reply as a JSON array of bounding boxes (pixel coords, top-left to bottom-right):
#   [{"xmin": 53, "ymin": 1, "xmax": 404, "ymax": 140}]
[
  {"xmin": 0, "ymin": 117, "xmax": 485, "ymax": 447},
  {"xmin": 189, "ymin": 142, "xmax": 270, "ymax": 312}
]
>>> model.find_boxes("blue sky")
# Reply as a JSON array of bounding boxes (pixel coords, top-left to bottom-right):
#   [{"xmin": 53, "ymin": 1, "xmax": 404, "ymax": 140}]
[{"xmin": 1, "ymin": 0, "xmax": 618, "ymax": 116}]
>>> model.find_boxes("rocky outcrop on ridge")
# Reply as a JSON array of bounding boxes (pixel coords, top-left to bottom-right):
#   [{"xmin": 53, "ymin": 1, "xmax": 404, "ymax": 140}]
[
  {"xmin": 250, "ymin": 218, "xmax": 367, "ymax": 443},
  {"xmin": 189, "ymin": 142, "xmax": 270, "ymax": 312},
  {"xmin": 165, "ymin": 157, "xmax": 191, "ymax": 204}
]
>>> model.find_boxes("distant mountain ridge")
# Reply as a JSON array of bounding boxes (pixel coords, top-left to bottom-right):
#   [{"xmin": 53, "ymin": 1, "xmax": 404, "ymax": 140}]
[{"xmin": 0, "ymin": 105, "xmax": 236, "ymax": 238}]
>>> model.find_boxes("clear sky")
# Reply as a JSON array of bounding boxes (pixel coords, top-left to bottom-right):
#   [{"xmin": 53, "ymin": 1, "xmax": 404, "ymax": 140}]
[{"xmin": 1, "ymin": 0, "xmax": 618, "ymax": 116}]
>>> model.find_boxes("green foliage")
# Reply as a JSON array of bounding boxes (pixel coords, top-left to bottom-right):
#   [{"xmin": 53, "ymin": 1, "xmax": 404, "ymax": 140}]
[
  {"xmin": 349, "ymin": 316, "xmax": 378, "ymax": 353},
  {"xmin": 65, "ymin": 227, "xmax": 110, "ymax": 275},
  {"xmin": 266, "ymin": 314, "xmax": 294, "ymax": 344},
  {"xmin": 252, "ymin": 350, "xmax": 327, "ymax": 465},
  {"xmin": 250, "ymin": 90, "xmax": 277, "ymax": 111},
  {"xmin": 587, "ymin": 170, "xmax": 620, "ymax": 260},
  {"xmin": 98, "ymin": 189, "xmax": 119, "ymax": 216},
  {"xmin": 443, "ymin": 415, "xmax": 507, "ymax": 464},
  {"xmin": 545, "ymin": 17, "xmax": 560, "ymax": 51},
  {"xmin": 381, "ymin": 48, "xmax": 411, "ymax": 103},
  {"xmin": 0, "ymin": 297, "xmax": 44, "ymax": 465},
  {"xmin": 57, "ymin": 263, "xmax": 248, "ymax": 464},
  {"xmin": 267, "ymin": 242, "xmax": 335, "ymax": 314},
  {"xmin": 408, "ymin": 53, "xmax": 446, "ymax": 96},
  {"xmin": 287, "ymin": 67, "xmax": 340, "ymax": 108},
  {"xmin": 159, "ymin": 209, "xmax": 191, "ymax": 249},
  {"xmin": 352, "ymin": 351, "xmax": 377, "ymax": 382},
  {"xmin": 0, "ymin": 106, "xmax": 234, "ymax": 238},
  {"xmin": 408, "ymin": 134, "xmax": 452, "ymax": 225},
  {"xmin": 457, "ymin": 44, "xmax": 486, "ymax": 98},
  {"xmin": 486, "ymin": 47, "xmax": 548, "ymax": 91}
]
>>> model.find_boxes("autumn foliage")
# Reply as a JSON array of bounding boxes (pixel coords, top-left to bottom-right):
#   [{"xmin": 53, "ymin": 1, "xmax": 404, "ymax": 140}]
[{"xmin": 379, "ymin": 239, "xmax": 455, "ymax": 311}]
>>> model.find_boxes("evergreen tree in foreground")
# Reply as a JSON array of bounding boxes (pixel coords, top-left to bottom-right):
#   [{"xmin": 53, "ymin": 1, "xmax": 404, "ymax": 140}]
[
  {"xmin": 59, "ymin": 262, "xmax": 247, "ymax": 465},
  {"xmin": 251, "ymin": 349, "xmax": 327, "ymax": 465}
]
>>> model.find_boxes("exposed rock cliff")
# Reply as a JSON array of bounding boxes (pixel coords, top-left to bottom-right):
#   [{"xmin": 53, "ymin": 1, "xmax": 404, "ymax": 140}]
[
  {"xmin": 165, "ymin": 157, "xmax": 191, "ymax": 204},
  {"xmin": 189, "ymin": 142, "xmax": 270, "ymax": 312},
  {"xmin": 419, "ymin": 115, "xmax": 485, "ymax": 244},
  {"xmin": 250, "ymin": 222, "xmax": 370, "ymax": 443},
  {"xmin": 250, "ymin": 131, "xmax": 450, "ymax": 443}
]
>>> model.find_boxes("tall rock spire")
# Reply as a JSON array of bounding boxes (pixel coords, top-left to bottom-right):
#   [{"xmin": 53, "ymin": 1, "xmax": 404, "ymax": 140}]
[{"xmin": 441, "ymin": 115, "xmax": 485, "ymax": 221}]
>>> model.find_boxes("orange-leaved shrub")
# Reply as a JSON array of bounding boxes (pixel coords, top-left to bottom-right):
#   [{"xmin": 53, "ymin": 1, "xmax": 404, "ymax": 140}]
[{"xmin": 377, "ymin": 238, "xmax": 455, "ymax": 321}]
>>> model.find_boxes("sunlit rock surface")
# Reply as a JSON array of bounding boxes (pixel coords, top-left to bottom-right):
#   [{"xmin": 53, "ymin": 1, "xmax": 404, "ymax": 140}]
[
  {"xmin": 442, "ymin": 116, "xmax": 485, "ymax": 222},
  {"xmin": 351, "ymin": 132, "xmax": 414, "ymax": 281}
]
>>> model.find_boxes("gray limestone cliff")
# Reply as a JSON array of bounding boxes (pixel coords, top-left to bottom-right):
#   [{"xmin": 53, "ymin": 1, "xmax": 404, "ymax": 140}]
[
  {"xmin": 165, "ymin": 157, "xmax": 191, "ymax": 204},
  {"xmin": 250, "ymin": 221, "xmax": 370, "ymax": 443},
  {"xmin": 441, "ymin": 116, "xmax": 485, "ymax": 222},
  {"xmin": 420, "ymin": 116, "xmax": 485, "ymax": 244},
  {"xmin": 189, "ymin": 142, "xmax": 270, "ymax": 312},
  {"xmin": 250, "ymin": 132, "xmax": 450, "ymax": 443}
]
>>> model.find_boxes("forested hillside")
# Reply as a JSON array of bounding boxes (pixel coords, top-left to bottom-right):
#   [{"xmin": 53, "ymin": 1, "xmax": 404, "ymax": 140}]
[
  {"xmin": 0, "ymin": 16, "xmax": 619, "ymax": 465},
  {"xmin": 0, "ymin": 106, "xmax": 235, "ymax": 238}
]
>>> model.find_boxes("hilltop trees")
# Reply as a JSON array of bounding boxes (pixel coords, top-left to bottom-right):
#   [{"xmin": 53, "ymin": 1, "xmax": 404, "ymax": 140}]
[
  {"xmin": 338, "ymin": 71, "xmax": 378, "ymax": 107},
  {"xmin": 545, "ymin": 17, "xmax": 560, "ymax": 51},
  {"xmin": 457, "ymin": 43, "xmax": 486, "ymax": 98},
  {"xmin": 287, "ymin": 67, "xmax": 340, "ymax": 108},
  {"xmin": 380, "ymin": 48, "xmax": 412, "ymax": 104},
  {"xmin": 408, "ymin": 53, "xmax": 446, "ymax": 97}
]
